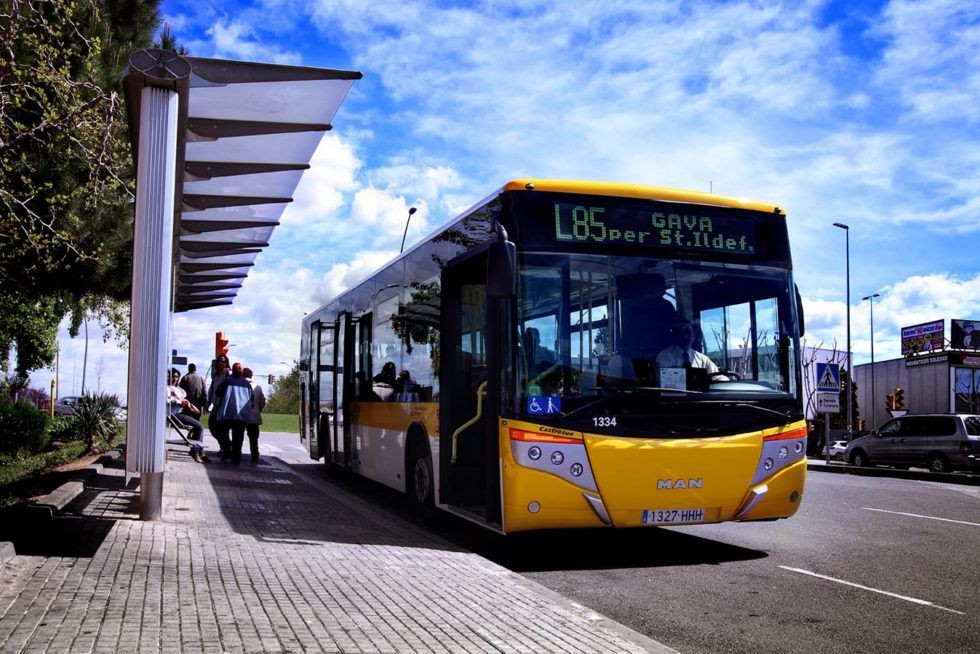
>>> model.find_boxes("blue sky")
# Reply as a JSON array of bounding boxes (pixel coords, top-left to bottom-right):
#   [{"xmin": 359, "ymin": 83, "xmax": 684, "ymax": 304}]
[{"xmin": 35, "ymin": 0, "xmax": 980, "ymax": 399}]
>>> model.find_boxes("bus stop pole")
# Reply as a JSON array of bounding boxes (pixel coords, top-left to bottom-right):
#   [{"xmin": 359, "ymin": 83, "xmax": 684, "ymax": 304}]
[{"xmin": 825, "ymin": 410, "xmax": 831, "ymax": 465}]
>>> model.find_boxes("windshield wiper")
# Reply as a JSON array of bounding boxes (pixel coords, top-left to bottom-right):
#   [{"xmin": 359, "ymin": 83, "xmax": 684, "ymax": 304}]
[
  {"xmin": 586, "ymin": 386, "xmax": 702, "ymax": 396},
  {"xmin": 731, "ymin": 402, "xmax": 796, "ymax": 422},
  {"xmin": 559, "ymin": 386, "xmax": 702, "ymax": 419}
]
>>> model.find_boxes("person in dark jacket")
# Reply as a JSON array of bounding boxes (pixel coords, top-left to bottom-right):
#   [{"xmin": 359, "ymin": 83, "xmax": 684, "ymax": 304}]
[
  {"xmin": 207, "ymin": 355, "xmax": 231, "ymax": 458},
  {"xmin": 214, "ymin": 362, "xmax": 253, "ymax": 464},
  {"xmin": 178, "ymin": 362, "xmax": 207, "ymax": 415}
]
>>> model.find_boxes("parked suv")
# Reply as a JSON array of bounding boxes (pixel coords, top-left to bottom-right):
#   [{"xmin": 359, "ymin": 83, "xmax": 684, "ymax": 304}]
[{"xmin": 845, "ymin": 414, "xmax": 980, "ymax": 473}]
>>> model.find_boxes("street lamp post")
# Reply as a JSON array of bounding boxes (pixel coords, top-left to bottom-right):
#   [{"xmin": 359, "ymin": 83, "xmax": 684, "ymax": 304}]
[
  {"xmin": 862, "ymin": 292, "xmax": 880, "ymax": 429},
  {"xmin": 833, "ymin": 223, "xmax": 851, "ymax": 438},
  {"xmin": 400, "ymin": 207, "xmax": 417, "ymax": 254}
]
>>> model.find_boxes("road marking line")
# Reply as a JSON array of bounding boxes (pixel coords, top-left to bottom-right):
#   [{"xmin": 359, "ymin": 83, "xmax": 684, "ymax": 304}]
[
  {"xmin": 862, "ymin": 507, "xmax": 980, "ymax": 527},
  {"xmin": 779, "ymin": 566, "xmax": 965, "ymax": 615}
]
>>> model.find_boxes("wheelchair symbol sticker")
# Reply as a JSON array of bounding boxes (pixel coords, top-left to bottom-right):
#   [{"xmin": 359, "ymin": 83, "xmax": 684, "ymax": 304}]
[{"xmin": 527, "ymin": 396, "xmax": 561, "ymax": 415}]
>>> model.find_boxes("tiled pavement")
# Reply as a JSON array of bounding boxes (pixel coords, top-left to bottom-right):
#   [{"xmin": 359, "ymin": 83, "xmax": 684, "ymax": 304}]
[{"xmin": 0, "ymin": 444, "xmax": 673, "ymax": 653}]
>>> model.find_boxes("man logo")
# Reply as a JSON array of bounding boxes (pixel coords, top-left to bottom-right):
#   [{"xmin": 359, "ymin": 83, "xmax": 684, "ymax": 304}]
[{"xmin": 657, "ymin": 478, "xmax": 703, "ymax": 489}]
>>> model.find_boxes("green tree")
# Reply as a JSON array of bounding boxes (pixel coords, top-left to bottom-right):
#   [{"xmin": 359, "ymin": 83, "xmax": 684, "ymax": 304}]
[
  {"xmin": 0, "ymin": 0, "xmax": 162, "ymax": 378},
  {"xmin": 265, "ymin": 362, "xmax": 301, "ymax": 415}
]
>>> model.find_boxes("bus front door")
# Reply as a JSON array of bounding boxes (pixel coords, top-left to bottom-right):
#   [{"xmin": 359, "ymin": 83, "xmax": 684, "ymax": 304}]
[
  {"xmin": 311, "ymin": 321, "xmax": 335, "ymax": 460},
  {"xmin": 332, "ymin": 312, "xmax": 354, "ymax": 468},
  {"xmin": 440, "ymin": 252, "xmax": 500, "ymax": 524}
]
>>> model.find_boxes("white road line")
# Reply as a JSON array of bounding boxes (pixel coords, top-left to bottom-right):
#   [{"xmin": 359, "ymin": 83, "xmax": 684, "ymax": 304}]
[
  {"xmin": 779, "ymin": 566, "xmax": 965, "ymax": 615},
  {"xmin": 862, "ymin": 507, "xmax": 980, "ymax": 527}
]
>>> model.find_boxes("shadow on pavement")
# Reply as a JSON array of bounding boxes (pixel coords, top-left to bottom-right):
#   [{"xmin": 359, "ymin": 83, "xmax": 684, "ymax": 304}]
[
  {"xmin": 0, "ymin": 455, "xmax": 133, "ymax": 558},
  {"xmin": 274, "ymin": 460, "xmax": 767, "ymax": 572},
  {"xmin": 200, "ymin": 454, "xmax": 460, "ymax": 551},
  {"xmin": 478, "ymin": 528, "xmax": 768, "ymax": 573}
]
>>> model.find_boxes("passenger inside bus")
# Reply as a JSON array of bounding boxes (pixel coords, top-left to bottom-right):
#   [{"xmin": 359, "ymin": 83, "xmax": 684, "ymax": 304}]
[
  {"xmin": 373, "ymin": 361, "xmax": 397, "ymax": 400},
  {"xmin": 355, "ymin": 371, "xmax": 381, "ymax": 401},
  {"xmin": 394, "ymin": 370, "xmax": 419, "ymax": 402},
  {"xmin": 523, "ymin": 327, "xmax": 556, "ymax": 373}
]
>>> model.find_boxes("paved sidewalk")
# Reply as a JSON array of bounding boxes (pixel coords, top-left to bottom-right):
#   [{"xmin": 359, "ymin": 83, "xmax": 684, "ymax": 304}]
[{"xmin": 0, "ymin": 443, "xmax": 673, "ymax": 653}]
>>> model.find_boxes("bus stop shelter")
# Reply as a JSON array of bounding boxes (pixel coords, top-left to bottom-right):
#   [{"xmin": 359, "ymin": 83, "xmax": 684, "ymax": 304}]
[{"xmin": 122, "ymin": 49, "xmax": 360, "ymax": 519}]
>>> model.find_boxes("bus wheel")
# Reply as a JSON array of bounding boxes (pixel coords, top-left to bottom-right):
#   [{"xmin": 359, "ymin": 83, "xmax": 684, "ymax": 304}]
[{"xmin": 408, "ymin": 442, "xmax": 434, "ymax": 508}]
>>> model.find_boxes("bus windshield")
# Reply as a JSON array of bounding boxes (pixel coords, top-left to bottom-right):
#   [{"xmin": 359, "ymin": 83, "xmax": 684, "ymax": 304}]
[{"xmin": 516, "ymin": 252, "xmax": 801, "ymax": 429}]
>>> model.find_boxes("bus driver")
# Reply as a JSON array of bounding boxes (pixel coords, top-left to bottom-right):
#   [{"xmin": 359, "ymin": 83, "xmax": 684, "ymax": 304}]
[{"xmin": 656, "ymin": 319, "xmax": 722, "ymax": 376}]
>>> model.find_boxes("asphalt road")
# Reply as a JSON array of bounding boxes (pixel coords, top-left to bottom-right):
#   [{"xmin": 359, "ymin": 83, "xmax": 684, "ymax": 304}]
[{"xmin": 252, "ymin": 431, "xmax": 980, "ymax": 654}]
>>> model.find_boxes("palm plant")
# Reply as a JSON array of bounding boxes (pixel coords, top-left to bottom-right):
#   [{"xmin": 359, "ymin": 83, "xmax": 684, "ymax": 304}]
[{"xmin": 73, "ymin": 393, "xmax": 121, "ymax": 453}]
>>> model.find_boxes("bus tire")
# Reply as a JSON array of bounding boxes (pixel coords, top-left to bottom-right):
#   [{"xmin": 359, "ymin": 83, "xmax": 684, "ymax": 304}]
[{"xmin": 407, "ymin": 434, "xmax": 434, "ymax": 508}]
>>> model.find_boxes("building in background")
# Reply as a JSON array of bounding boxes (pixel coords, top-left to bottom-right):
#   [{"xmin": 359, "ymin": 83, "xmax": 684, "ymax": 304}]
[{"xmin": 854, "ymin": 317, "xmax": 980, "ymax": 431}]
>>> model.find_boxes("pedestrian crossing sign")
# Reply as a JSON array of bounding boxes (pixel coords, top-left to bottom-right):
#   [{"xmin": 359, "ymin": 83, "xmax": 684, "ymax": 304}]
[{"xmin": 816, "ymin": 362, "xmax": 841, "ymax": 393}]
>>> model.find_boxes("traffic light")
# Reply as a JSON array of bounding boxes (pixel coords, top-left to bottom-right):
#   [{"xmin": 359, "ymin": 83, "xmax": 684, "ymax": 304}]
[
  {"xmin": 886, "ymin": 393, "xmax": 896, "ymax": 411},
  {"xmin": 267, "ymin": 374, "xmax": 276, "ymax": 385},
  {"xmin": 215, "ymin": 331, "xmax": 229, "ymax": 358},
  {"xmin": 894, "ymin": 387, "xmax": 904, "ymax": 410}
]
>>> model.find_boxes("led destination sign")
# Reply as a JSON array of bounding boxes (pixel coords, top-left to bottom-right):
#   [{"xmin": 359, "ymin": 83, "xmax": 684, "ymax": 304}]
[{"xmin": 553, "ymin": 203, "xmax": 757, "ymax": 254}]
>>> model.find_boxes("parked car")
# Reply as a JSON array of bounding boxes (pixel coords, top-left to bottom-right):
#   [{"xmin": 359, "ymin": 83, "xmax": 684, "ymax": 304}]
[
  {"xmin": 53, "ymin": 396, "xmax": 82, "ymax": 416},
  {"xmin": 820, "ymin": 440, "xmax": 848, "ymax": 461},
  {"xmin": 845, "ymin": 414, "xmax": 980, "ymax": 473}
]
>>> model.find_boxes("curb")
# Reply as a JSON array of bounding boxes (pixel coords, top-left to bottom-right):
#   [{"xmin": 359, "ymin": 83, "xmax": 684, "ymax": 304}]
[
  {"xmin": 807, "ymin": 461, "xmax": 980, "ymax": 486},
  {"xmin": 28, "ymin": 481, "xmax": 85, "ymax": 517},
  {"xmin": 0, "ymin": 541, "xmax": 14, "ymax": 569}
]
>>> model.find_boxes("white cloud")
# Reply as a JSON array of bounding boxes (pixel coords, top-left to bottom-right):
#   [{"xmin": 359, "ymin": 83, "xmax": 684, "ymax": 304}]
[
  {"xmin": 315, "ymin": 249, "xmax": 399, "ymax": 303},
  {"xmin": 205, "ymin": 18, "xmax": 302, "ymax": 64},
  {"xmin": 286, "ymin": 135, "xmax": 362, "ymax": 227},
  {"xmin": 874, "ymin": 0, "xmax": 980, "ymax": 123}
]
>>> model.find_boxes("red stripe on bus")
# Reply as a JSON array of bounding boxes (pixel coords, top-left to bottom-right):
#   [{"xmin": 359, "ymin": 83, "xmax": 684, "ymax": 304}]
[
  {"xmin": 764, "ymin": 427, "xmax": 808, "ymax": 442},
  {"xmin": 510, "ymin": 429, "xmax": 581, "ymax": 444}
]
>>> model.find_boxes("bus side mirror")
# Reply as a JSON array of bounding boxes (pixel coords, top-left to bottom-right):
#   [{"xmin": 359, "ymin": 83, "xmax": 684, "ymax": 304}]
[
  {"xmin": 795, "ymin": 284, "xmax": 805, "ymax": 336},
  {"xmin": 487, "ymin": 229, "xmax": 517, "ymax": 298},
  {"xmin": 299, "ymin": 361, "xmax": 309, "ymax": 371}
]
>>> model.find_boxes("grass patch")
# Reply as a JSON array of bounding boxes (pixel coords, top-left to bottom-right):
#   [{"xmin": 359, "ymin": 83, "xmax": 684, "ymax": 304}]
[
  {"xmin": 0, "ymin": 427, "xmax": 124, "ymax": 509},
  {"xmin": 0, "ymin": 442, "xmax": 88, "ymax": 486},
  {"xmin": 261, "ymin": 413, "xmax": 299, "ymax": 433},
  {"xmin": 198, "ymin": 412, "xmax": 299, "ymax": 433}
]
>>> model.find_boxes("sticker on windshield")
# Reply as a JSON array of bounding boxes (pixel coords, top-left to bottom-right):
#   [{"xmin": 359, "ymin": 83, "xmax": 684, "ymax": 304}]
[
  {"xmin": 660, "ymin": 368, "xmax": 687, "ymax": 391},
  {"xmin": 527, "ymin": 396, "xmax": 561, "ymax": 415}
]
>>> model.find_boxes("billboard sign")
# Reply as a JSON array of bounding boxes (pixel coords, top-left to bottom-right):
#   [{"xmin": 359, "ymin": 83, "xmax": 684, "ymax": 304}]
[
  {"xmin": 951, "ymin": 319, "xmax": 979, "ymax": 350},
  {"xmin": 901, "ymin": 320, "xmax": 944, "ymax": 355}
]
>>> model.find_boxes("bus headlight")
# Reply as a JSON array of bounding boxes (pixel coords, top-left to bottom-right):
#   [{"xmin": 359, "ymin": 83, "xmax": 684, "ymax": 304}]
[
  {"xmin": 778, "ymin": 446, "xmax": 789, "ymax": 459},
  {"xmin": 528, "ymin": 446, "xmax": 542, "ymax": 461},
  {"xmin": 795, "ymin": 441, "xmax": 804, "ymax": 454},
  {"xmin": 569, "ymin": 463, "xmax": 583, "ymax": 477},
  {"xmin": 764, "ymin": 457, "xmax": 774, "ymax": 471},
  {"xmin": 551, "ymin": 451, "xmax": 565, "ymax": 465}
]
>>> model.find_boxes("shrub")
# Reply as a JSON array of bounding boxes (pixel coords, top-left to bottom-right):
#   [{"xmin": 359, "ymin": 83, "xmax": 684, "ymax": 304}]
[
  {"xmin": 0, "ymin": 401, "xmax": 51, "ymax": 456},
  {"xmin": 47, "ymin": 415, "xmax": 79, "ymax": 443},
  {"xmin": 73, "ymin": 392, "xmax": 120, "ymax": 452}
]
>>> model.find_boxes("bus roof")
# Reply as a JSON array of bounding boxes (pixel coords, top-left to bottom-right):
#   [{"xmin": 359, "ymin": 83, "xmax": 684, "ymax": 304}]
[{"xmin": 502, "ymin": 179, "xmax": 782, "ymax": 215}]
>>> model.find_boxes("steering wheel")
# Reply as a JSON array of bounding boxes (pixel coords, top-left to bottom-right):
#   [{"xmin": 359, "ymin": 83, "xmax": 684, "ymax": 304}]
[{"xmin": 709, "ymin": 370, "xmax": 740, "ymax": 381}]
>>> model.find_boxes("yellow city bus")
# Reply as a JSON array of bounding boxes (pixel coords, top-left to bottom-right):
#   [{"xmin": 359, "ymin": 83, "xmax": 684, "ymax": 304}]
[{"xmin": 299, "ymin": 180, "xmax": 807, "ymax": 533}]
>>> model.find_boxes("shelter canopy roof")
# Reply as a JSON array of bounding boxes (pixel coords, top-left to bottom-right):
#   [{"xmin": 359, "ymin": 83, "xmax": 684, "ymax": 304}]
[{"xmin": 123, "ymin": 52, "xmax": 361, "ymax": 312}]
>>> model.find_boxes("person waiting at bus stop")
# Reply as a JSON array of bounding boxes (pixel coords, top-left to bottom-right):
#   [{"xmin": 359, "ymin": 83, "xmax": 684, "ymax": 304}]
[
  {"xmin": 242, "ymin": 367, "xmax": 266, "ymax": 463},
  {"xmin": 167, "ymin": 369, "xmax": 208, "ymax": 462},
  {"xmin": 207, "ymin": 355, "xmax": 231, "ymax": 457},
  {"xmin": 655, "ymin": 319, "xmax": 722, "ymax": 376},
  {"xmin": 213, "ymin": 362, "xmax": 254, "ymax": 464}
]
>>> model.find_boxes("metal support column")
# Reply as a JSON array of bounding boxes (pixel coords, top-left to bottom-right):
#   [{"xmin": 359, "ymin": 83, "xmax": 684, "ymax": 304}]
[{"xmin": 123, "ymin": 51, "xmax": 190, "ymax": 521}]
